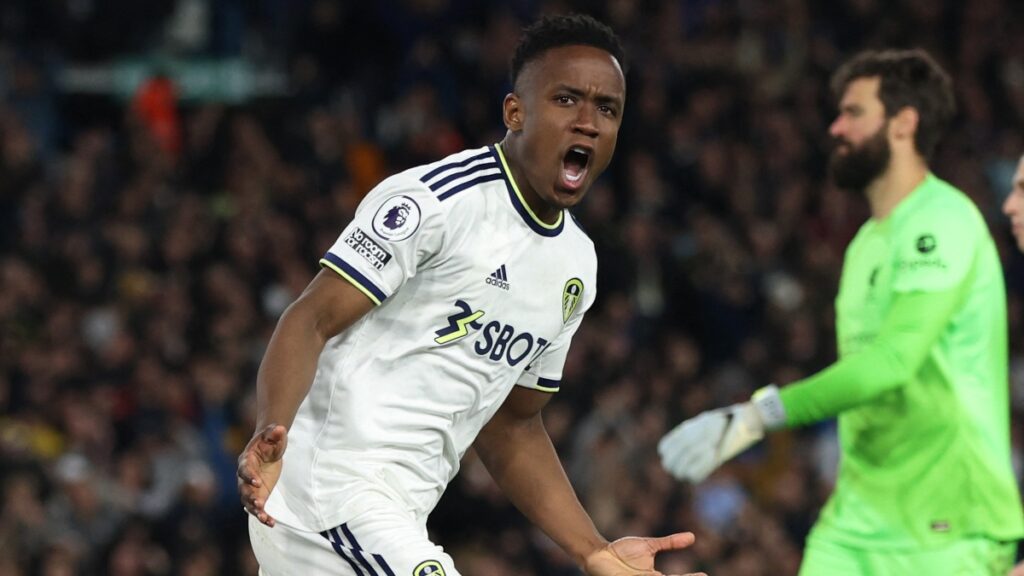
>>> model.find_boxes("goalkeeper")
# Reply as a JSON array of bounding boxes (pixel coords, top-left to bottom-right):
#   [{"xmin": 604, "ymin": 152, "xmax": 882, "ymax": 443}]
[{"xmin": 659, "ymin": 48, "xmax": 1024, "ymax": 575}]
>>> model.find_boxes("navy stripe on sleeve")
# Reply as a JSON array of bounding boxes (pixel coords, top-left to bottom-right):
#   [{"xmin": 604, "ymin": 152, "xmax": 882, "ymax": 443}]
[
  {"xmin": 420, "ymin": 150, "xmax": 493, "ymax": 183},
  {"xmin": 427, "ymin": 161, "xmax": 500, "ymax": 192},
  {"xmin": 321, "ymin": 252, "xmax": 388, "ymax": 303},
  {"xmin": 536, "ymin": 377, "xmax": 561, "ymax": 392},
  {"xmin": 437, "ymin": 173, "xmax": 505, "ymax": 201}
]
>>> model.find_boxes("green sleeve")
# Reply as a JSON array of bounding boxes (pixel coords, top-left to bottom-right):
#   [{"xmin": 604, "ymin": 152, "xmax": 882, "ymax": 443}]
[{"xmin": 779, "ymin": 287, "xmax": 962, "ymax": 427}]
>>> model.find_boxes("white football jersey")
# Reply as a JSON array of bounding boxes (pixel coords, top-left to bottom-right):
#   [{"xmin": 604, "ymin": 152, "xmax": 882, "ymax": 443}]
[{"xmin": 271, "ymin": 144, "xmax": 597, "ymax": 532}]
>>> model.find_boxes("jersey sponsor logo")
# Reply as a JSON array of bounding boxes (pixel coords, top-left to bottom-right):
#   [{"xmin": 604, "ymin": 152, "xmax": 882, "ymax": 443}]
[
  {"xmin": 896, "ymin": 257, "xmax": 948, "ymax": 272},
  {"xmin": 433, "ymin": 300, "xmax": 553, "ymax": 367},
  {"xmin": 434, "ymin": 299, "xmax": 485, "ymax": 344},
  {"xmin": 372, "ymin": 195, "xmax": 422, "ymax": 241},
  {"xmin": 562, "ymin": 278, "xmax": 583, "ymax": 323},
  {"xmin": 344, "ymin": 227, "xmax": 393, "ymax": 270},
  {"xmin": 486, "ymin": 264, "xmax": 510, "ymax": 290},
  {"xmin": 930, "ymin": 520, "xmax": 951, "ymax": 532},
  {"xmin": 897, "ymin": 233, "xmax": 947, "ymax": 271},
  {"xmin": 474, "ymin": 320, "xmax": 551, "ymax": 367},
  {"xmin": 916, "ymin": 233, "xmax": 937, "ymax": 254},
  {"xmin": 413, "ymin": 560, "xmax": 445, "ymax": 576}
]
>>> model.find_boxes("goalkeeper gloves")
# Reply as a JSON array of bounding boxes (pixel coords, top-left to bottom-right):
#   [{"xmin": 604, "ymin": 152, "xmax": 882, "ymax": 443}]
[{"xmin": 658, "ymin": 385, "xmax": 786, "ymax": 483}]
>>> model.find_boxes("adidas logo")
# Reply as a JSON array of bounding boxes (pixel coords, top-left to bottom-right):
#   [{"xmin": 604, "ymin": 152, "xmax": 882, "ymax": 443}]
[{"xmin": 486, "ymin": 264, "xmax": 510, "ymax": 291}]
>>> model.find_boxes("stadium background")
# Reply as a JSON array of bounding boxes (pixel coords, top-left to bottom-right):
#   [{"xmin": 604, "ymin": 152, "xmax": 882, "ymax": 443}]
[{"xmin": 1, "ymin": 0, "xmax": 1023, "ymax": 574}]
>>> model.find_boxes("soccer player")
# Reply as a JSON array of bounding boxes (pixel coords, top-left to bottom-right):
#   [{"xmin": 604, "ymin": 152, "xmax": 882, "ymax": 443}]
[
  {"xmin": 237, "ymin": 14, "xmax": 703, "ymax": 576},
  {"xmin": 1005, "ymin": 154, "xmax": 1024, "ymax": 253},
  {"xmin": 658, "ymin": 48, "xmax": 1024, "ymax": 575},
  {"xmin": 1005, "ymin": 157, "xmax": 1024, "ymax": 576}
]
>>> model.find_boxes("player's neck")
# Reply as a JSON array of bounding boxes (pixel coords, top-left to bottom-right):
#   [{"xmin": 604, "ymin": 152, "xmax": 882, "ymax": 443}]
[
  {"xmin": 866, "ymin": 155, "xmax": 928, "ymax": 220},
  {"xmin": 498, "ymin": 138, "xmax": 561, "ymax": 225}
]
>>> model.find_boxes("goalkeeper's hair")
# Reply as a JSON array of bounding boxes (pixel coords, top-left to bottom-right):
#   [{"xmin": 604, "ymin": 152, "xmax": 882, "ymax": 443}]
[
  {"xmin": 509, "ymin": 14, "xmax": 627, "ymax": 89},
  {"xmin": 831, "ymin": 48, "xmax": 955, "ymax": 161}
]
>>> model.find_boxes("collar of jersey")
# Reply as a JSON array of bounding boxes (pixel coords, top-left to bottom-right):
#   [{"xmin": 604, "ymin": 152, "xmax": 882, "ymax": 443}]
[
  {"xmin": 491, "ymin": 143, "xmax": 565, "ymax": 237},
  {"xmin": 873, "ymin": 172, "xmax": 936, "ymax": 232}
]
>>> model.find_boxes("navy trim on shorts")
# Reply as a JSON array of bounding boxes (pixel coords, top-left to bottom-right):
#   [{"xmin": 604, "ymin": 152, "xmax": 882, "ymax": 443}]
[
  {"xmin": 321, "ymin": 523, "xmax": 397, "ymax": 576},
  {"xmin": 321, "ymin": 529, "xmax": 364, "ymax": 575},
  {"xmin": 338, "ymin": 524, "xmax": 379, "ymax": 575}
]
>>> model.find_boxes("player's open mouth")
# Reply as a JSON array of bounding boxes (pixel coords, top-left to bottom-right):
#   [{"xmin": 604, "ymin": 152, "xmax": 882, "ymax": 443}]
[{"xmin": 560, "ymin": 146, "xmax": 591, "ymax": 190}]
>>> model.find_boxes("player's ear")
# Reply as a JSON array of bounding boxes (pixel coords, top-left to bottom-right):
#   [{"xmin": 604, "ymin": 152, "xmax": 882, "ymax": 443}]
[
  {"xmin": 503, "ymin": 93, "xmax": 523, "ymax": 132},
  {"xmin": 890, "ymin": 106, "xmax": 919, "ymax": 145}
]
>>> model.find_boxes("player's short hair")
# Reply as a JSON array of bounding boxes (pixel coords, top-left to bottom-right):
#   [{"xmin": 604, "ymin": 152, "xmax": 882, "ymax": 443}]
[
  {"xmin": 509, "ymin": 14, "xmax": 627, "ymax": 89},
  {"xmin": 831, "ymin": 49, "xmax": 955, "ymax": 160}
]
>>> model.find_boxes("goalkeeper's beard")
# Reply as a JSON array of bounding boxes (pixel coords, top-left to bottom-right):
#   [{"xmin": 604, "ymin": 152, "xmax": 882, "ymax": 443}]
[{"xmin": 829, "ymin": 123, "xmax": 891, "ymax": 193}]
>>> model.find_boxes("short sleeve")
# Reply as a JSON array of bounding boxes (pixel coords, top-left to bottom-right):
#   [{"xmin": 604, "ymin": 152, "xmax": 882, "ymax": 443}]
[
  {"xmin": 320, "ymin": 176, "xmax": 445, "ymax": 305},
  {"xmin": 515, "ymin": 275, "xmax": 596, "ymax": 393},
  {"xmin": 890, "ymin": 201, "xmax": 977, "ymax": 293}
]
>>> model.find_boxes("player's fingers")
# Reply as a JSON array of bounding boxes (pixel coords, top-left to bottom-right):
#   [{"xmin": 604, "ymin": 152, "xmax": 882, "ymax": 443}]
[
  {"xmin": 238, "ymin": 484, "xmax": 260, "ymax": 511},
  {"xmin": 657, "ymin": 424, "xmax": 688, "ymax": 454},
  {"xmin": 258, "ymin": 509, "xmax": 276, "ymax": 527},
  {"xmin": 646, "ymin": 532, "xmax": 696, "ymax": 553},
  {"xmin": 257, "ymin": 425, "xmax": 287, "ymax": 461},
  {"xmin": 663, "ymin": 447, "xmax": 702, "ymax": 481},
  {"xmin": 260, "ymin": 423, "xmax": 286, "ymax": 448},
  {"xmin": 242, "ymin": 502, "xmax": 276, "ymax": 527},
  {"xmin": 237, "ymin": 451, "xmax": 262, "ymax": 486}
]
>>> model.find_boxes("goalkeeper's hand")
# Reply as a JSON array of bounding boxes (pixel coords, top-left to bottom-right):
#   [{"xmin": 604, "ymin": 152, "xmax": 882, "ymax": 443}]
[{"xmin": 658, "ymin": 385, "xmax": 785, "ymax": 483}]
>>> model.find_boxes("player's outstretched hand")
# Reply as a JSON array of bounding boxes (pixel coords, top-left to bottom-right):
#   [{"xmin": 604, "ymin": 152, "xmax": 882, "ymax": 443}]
[
  {"xmin": 657, "ymin": 404, "xmax": 762, "ymax": 483},
  {"xmin": 582, "ymin": 532, "xmax": 706, "ymax": 576},
  {"xmin": 659, "ymin": 385, "xmax": 785, "ymax": 483},
  {"xmin": 1009, "ymin": 560, "xmax": 1024, "ymax": 576},
  {"xmin": 237, "ymin": 423, "xmax": 287, "ymax": 527}
]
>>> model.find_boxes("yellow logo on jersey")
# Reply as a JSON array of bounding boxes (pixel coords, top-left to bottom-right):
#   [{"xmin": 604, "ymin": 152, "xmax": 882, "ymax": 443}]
[
  {"xmin": 434, "ymin": 300, "xmax": 485, "ymax": 344},
  {"xmin": 562, "ymin": 278, "xmax": 583, "ymax": 323},
  {"xmin": 414, "ymin": 560, "xmax": 446, "ymax": 576}
]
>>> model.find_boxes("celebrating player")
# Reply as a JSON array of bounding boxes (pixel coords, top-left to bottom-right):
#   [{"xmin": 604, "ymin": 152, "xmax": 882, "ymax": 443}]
[
  {"xmin": 659, "ymin": 48, "xmax": 1024, "ymax": 575},
  {"xmin": 237, "ymin": 13, "xmax": 703, "ymax": 576}
]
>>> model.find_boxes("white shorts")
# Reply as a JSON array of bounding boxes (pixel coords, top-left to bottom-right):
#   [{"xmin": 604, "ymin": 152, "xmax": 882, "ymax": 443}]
[{"xmin": 248, "ymin": 490, "xmax": 460, "ymax": 576}]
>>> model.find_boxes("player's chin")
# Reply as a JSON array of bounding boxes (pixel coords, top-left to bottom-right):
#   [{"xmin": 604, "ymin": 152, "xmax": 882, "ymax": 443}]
[{"xmin": 551, "ymin": 184, "xmax": 588, "ymax": 208}]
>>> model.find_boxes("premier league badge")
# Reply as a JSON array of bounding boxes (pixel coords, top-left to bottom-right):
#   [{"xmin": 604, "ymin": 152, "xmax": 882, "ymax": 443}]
[{"xmin": 372, "ymin": 195, "xmax": 422, "ymax": 241}]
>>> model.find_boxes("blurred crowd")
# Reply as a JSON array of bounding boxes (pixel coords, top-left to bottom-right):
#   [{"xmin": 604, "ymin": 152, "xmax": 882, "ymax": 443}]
[{"xmin": 2, "ymin": 1, "xmax": 1024, "ymax": 575}]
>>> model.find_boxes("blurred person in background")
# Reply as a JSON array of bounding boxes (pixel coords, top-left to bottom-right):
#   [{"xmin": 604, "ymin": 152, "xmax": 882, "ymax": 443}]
[
  {"xmin": 659, "ymin": 48, "xmax": 1024, "ymax": 575},
  {"xmin": 237, "ymin": 13, "xmax": 702, "ymax": 576},
  {"xmin": 1005, "ymin": 154, "xmax": 1024, "ymax": 253},
  {"xmin": 1004, "ymin": 155, "xmax": 1024, "ymax": 576}
]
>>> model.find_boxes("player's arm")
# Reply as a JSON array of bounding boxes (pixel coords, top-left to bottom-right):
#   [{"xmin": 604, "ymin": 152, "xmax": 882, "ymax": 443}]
[
  {"xmin": 779, "ymin": 285, "xmax": 962, "ymax": 424},
  {"xmin": 660, "ymin": 286, "xmax": 962, "ymax": 483},
  {"xmin": 237, "ymin": 270, "xmax": 375, "ymax": 526},
  {"xmin": 475, "ymin": 387, "xmax": 703, "ymax": 576},
  {"xmin": 475, "ymin": 387, "xmax": 605, "ymax": 563},
  {"xmin": 254, "ymin": 270, "xmax": 374, "ymax": 428}
]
